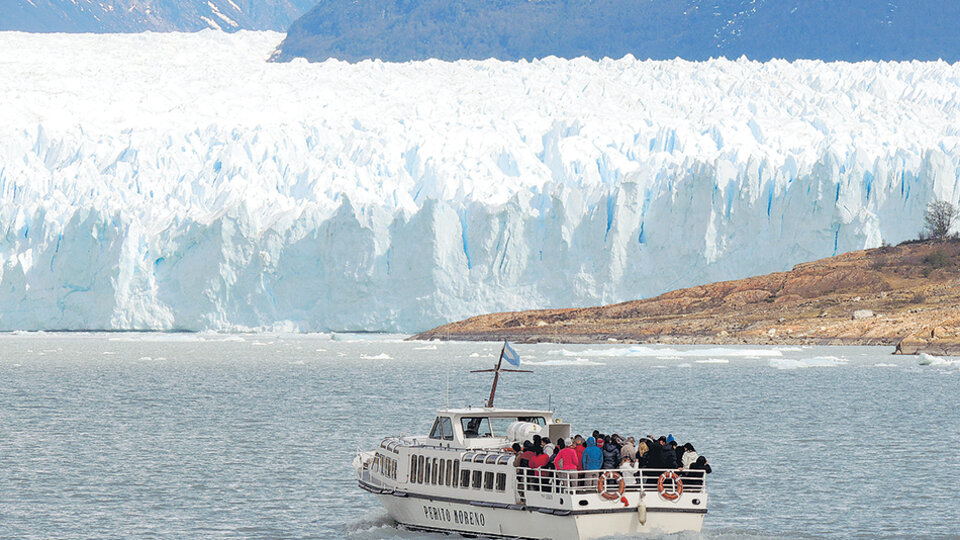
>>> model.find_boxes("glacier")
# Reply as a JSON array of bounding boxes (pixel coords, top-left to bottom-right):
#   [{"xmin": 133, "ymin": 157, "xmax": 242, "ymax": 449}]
[{"xmin": 1, "ymin": 31, "xmax": 959, "ymax": 332}]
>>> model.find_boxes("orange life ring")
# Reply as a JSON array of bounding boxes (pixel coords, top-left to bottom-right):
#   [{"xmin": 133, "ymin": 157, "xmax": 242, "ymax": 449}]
[
  {"xmin": 598, "ymin": 471, "xmax": 625, "ymax": 500},
  {"xmin": 657, "ymin": 471, "xmax": 683, "ymax": 501}
]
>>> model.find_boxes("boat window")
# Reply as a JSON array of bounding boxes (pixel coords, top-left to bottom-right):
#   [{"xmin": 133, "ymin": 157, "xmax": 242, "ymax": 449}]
[
  {"xmin": 452, "ymin": 461, "xmax": 460, "ymax": 487},
  {"xmin": 518, "ymin": 416, "xmax": 546, "ymax": 426},
  {"xmin": 461, "ymin": 417, "xmax": 492, "ymax": 438},
  {"xmin": 431, "ymin": 458, "xmax": 439, "ymax": 485},
  {"xmin": 484, "ymin": 454, "xmax": 498, "ymax": 464},
  {"xmin": 429, "ymin": 416, "xmax": 455, "ymax": 440},
  {"xmin": 439, "ymin": 459, "xmax": 446, "ymax": 485},
  {"xmin": 483, "ymin": 471, "xmax": 494, "ymax": 490},
  {"xmin": 471, "ymin": 470, "xmax": 482, "ymax": 489},
  {"xmin": 445, "ymin": 460, "xmax": 453, "ymax": 486},
  {"xmin": 489, "ymin": 417, "xmax": 515, "ymax": 437},
  {"xmin": 496, "ymin": 472, "xmax": 507, "ymax": 491},
  {"xmin": 440, "ymin": 417, "xmax": 454, "ymax": 440},
  {"xmin": 460, "ymin": 468, "xmax": 470, "ymax": 488},
  {"xmin": 429, "ymin": 418, "xmax": 442, "ymax": 439},
  {"xmin": 410, "ymin": 455, "xmax": 417, "ymax": 482},
  {"xmin": 417, "ymin": 456, "xmax": 424, "ymax": 484},
  {"xmin": 497, "ymin": 455, "xmax": 512, "ymax": 465}
]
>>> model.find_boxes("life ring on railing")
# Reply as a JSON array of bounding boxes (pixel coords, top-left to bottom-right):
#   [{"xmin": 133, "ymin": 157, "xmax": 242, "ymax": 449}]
[
  {"xmin": 657, "ymin": 471, "xmax": 683, "ymax": 501},
  {"xmin": 598, "ymin": 471, "xmax": 625, "ymax": 500}
]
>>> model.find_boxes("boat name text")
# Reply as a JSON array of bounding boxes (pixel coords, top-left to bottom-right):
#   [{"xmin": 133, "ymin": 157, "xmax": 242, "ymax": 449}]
[{"xmin": 422, "ymin": 505, "xmax": 486, "ymax": 526}]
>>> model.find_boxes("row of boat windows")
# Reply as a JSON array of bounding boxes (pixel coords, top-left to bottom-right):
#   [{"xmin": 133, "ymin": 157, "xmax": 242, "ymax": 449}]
[
  {"xmin": 374, "ymin": 453, "xmax": 397, "ymax": 480},
  {"xmin": 409, "ymin": 455, "xmax": 508, "ymax": 492}
]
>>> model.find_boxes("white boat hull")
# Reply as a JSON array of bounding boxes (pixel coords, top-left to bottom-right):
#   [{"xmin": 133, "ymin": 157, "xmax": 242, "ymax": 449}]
[{"xmin": 375, "ymin": 490, "xmax": 706, "ymax": 540}]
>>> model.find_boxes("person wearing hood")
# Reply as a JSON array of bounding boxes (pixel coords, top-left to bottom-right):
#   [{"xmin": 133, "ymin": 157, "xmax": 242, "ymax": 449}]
[
  {"xmin": 601, "ymin": 435, "xmax": 620, "ymax": 469},
  {"xmin": 619, "ymin": 437, "xmax": 636, "ymax": 467},
  {"xmin": 581, "ymin": 437, "xmax": 603, "ymax": 470},
  {"xmin": 681, "ymin": 443, "xmax": 699, "ymax": 470},
  {"xmin": 690, "ymin": 455, "xmax": 711, "ymax": 473},
  {"xmin": 683, "ymin": 454, "xmax": 712, "ymax": 489}
]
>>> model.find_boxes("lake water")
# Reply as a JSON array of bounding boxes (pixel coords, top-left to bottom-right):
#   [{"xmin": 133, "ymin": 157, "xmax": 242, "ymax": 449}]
[{"xmin": 1, "ymin": 334, "xmax": 958, "ymax": 539}]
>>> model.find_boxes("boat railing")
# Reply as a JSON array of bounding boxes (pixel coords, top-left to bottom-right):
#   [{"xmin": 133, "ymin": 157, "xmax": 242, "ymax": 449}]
[{"xmin": 514, "ymin": 467, "xmax": 706, "ymax": 496}]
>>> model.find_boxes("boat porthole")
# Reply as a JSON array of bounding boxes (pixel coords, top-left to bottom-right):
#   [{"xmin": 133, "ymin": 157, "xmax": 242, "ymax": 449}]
[
  {"xmin": 559, "ymin": 498, "xmax": 564, "ymax": 504},
  {"xmin": 693, "ymin": 499, "xmax": 701, "ymax": 505},
  {"xmin": 578, "ymin": 500, "xmax": 589, "ymax": 506}
]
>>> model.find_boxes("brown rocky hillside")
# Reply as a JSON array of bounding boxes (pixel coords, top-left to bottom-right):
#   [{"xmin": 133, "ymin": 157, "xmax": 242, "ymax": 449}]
[{"xmin": 414, "ymin": 241, "xmax": 960, "ymax": 355}]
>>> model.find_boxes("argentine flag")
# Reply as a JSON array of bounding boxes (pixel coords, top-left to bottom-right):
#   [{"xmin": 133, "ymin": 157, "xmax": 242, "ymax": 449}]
[{"xmin": 503, "ymin": 340, "xmax": 520, "ymax": 367}]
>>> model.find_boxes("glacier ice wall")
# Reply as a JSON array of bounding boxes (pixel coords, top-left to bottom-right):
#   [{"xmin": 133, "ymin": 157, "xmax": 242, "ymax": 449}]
[{"xmin": 1, "ymin": 31, "xmax": 959, "ymax": 332}]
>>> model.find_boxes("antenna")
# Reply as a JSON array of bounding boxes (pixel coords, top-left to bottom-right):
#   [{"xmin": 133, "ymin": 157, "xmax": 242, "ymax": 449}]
[
  {"xmin": 548, "ymin": 372, "xmax": 552, "ymax": 411},
  {"xmin": 445, "ymin": 365, "xmax": 450, "ymax": 409}
]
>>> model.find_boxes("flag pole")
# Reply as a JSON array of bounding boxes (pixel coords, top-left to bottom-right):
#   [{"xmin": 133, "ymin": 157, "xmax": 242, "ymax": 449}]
[{"xmin": 486, "ymin": 341, "xmax": 506, "ymax": 407}]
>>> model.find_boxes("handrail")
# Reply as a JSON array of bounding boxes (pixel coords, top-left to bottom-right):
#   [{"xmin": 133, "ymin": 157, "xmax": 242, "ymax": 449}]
[{"xmin": 513, "ymin": 467, "xmax": 706, "ymax": 496}]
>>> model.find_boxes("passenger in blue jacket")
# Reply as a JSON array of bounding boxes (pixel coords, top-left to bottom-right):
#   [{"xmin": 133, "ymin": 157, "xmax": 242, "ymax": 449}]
[{"xmin": 581, "ymin": 437, "xmax": 603, "ymax": 470}]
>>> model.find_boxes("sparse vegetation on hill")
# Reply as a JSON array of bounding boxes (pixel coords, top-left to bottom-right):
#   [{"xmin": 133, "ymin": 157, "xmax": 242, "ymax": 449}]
[
  {"xmin": 414, "ymin": 241, "xmax": 960, "ymax": 356},
  {"xmin": 922, "ymin": 200, "xmax": 958, "ymax": 242}
]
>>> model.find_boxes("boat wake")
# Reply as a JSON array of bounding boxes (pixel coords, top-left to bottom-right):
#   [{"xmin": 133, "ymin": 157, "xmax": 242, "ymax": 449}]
[{"xmin": 343, "ymin": 510, "xmax": 408, "ymax": 539}]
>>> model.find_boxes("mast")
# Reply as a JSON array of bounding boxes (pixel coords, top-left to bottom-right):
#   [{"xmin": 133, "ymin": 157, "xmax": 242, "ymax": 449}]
[
  {"xmin": 470, "ymin": 341, "xmax": 532, "ymax": 407},
  {"xmin": 487, "ymin": 342, "xmax": 506, "ymax": 407}
]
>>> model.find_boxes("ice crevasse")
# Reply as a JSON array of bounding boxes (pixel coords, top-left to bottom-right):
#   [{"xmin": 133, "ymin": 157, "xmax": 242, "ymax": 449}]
[{"xmin": 0, "ymin": 31, "xmax": 959, "ymax": 332}]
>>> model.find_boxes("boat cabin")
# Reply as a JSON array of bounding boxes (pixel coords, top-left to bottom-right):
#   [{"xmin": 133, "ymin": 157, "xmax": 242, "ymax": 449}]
[{"xmin": 417, "ymin": 407, "xmax": 568, "ymax": 449}]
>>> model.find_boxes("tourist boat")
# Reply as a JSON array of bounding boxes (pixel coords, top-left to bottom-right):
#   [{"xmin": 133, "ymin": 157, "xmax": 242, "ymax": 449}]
[{"xmin": 353, "ymin": 344, "xmax": 708, "ymax": 539}]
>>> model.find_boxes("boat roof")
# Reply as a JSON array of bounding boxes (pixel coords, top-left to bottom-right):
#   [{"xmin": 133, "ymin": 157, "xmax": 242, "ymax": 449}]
[{"xmin": 435, "ymin": 407, "xmax": 553, "ymax": 417}]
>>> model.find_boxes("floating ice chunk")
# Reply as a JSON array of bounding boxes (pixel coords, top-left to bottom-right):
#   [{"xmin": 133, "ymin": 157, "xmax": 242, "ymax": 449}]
[
  {"xmin": 567, "ymin": 346, "xmax": 782, "ymax": 358},
  {"xmin": 413, "ymin": 345, "xmax": 438, "ymax": 350},
  {"xmin": 361, "ymin": 353, "xmax": 393, "ymax": 360},
  {"xmin": 918, "ymin": 353, "xmax": 959, "ymax": 367},
  {"xmin": 769, "ymin": 356, "xmax": 848, "ymax": 370},
  {"xmin": 524, "ymin": 358, "xmax": 605, "ymax": 366},
  {"xmin": 695, "ymin": 359, "xmax": 730, "ymax": 364}
]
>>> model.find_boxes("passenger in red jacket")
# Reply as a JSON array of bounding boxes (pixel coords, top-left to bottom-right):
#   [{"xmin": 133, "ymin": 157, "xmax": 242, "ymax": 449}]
[
  {"xmin": 553, "ymin": 438, "xmax": 580, "ymax": 471},
  {"xmin": 529, "ymin": 444, "xmax": 550, "ymax": 470},
  {"xmin": 515, "ymin": 441, "xmax": 535, "ymax": 468},
  {"xmin": 573, "ymin": 435, "xmax": 586, "ymax": 466}
]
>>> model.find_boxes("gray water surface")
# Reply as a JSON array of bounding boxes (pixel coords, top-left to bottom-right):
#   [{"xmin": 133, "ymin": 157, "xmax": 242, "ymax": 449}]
[{"xmin": 1, "ymin": 334, "xmax": 957, "ymax": 539}]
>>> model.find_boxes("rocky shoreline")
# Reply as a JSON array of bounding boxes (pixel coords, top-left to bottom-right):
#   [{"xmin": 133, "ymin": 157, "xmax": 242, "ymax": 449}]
[{"xmin": 414, "ymin": 242, "xmax": 960, "ymax": 356}]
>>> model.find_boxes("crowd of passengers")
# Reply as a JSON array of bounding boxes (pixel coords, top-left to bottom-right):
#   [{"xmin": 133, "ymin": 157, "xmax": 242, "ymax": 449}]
[{"xmin": 508, "ymin": 431, "xmax": 712, "ymax": 474}]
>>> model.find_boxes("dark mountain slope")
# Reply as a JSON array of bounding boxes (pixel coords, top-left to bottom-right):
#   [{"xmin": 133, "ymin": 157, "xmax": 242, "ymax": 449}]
[
  {"xmin": 272, "ymin": 0, "xmax": 960, "ymax": 63},
  {"xmin": 0, "ymin": 0, "xmax": 317, "ymax": 32}
]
